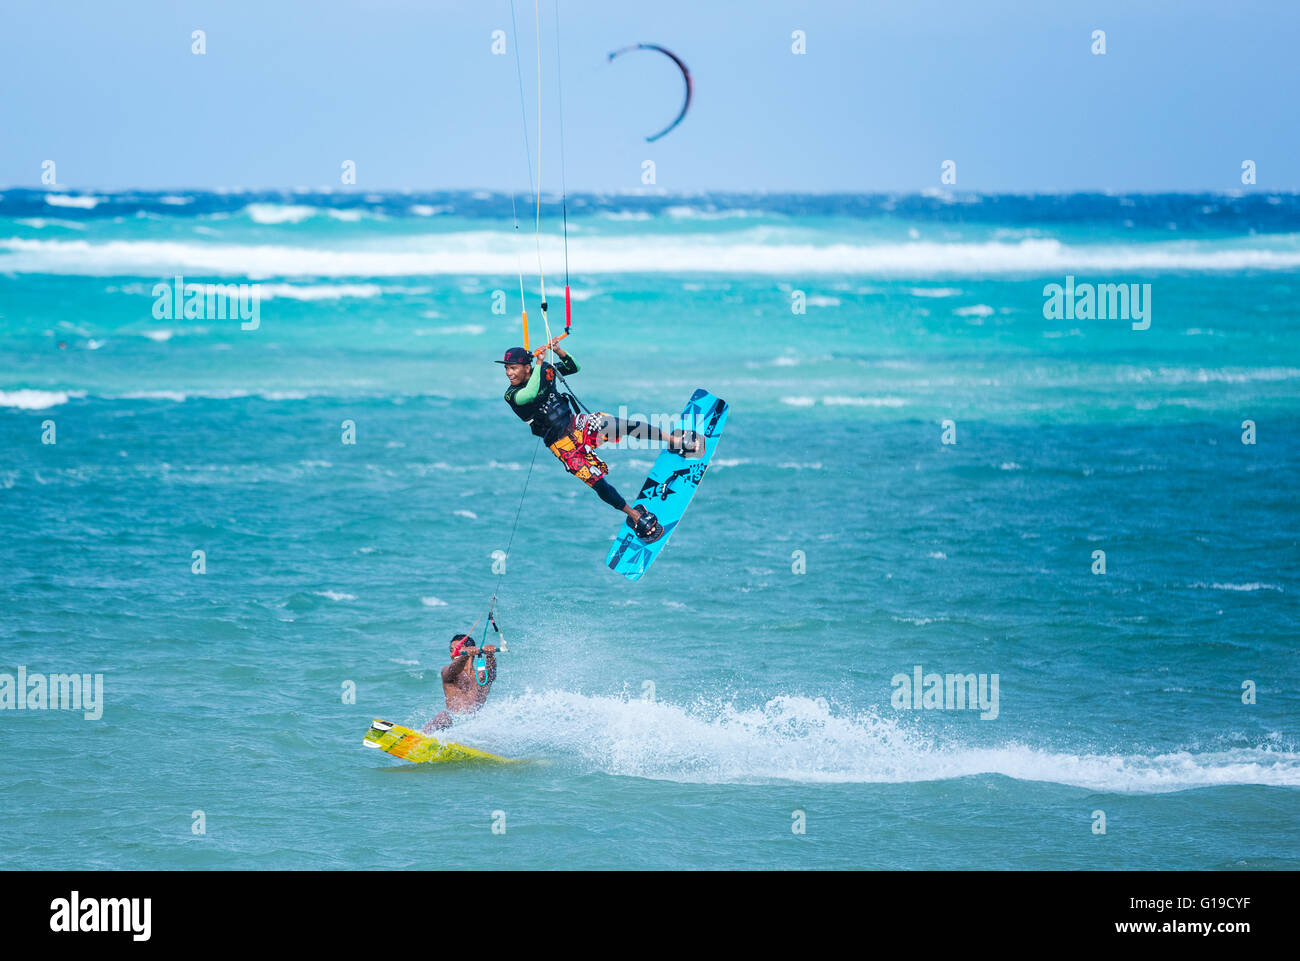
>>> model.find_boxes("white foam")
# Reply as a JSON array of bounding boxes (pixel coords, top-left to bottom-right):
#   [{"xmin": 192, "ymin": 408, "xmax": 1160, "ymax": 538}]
[
  {"xmin": 412, "ymin": 460, "xmax": 526, "ymax": 474},
  {"xmin": 44, "ymin": 193, "xmax": 102, "ymax": 209},
  {"xmin": 109, "ymin": 388, "xmax": 315, "ymax": 403},
  {"xmin": 16, "ymin": 218, "xmax": 86, "ymax": 230},
  {"xmin": 823, "ymin": 396, "xmax": 906, "ymax": 407},
  {"xmin": 420, "ymin": 596, "xmax": 448, "ymax": 607},
  {"xmin": 255, "ymin": 283, "xmax": 394, "ymax": 301},
  {"xmin": 414, "ymin": 324, "xmax": 487, "ymax": 336},
  {"xmin": 1116, "ymin": 366, "xmax": 1300, "ymax": 386},
  {"xmin": 664, "ymin": 206, "xmax": 759, "ymax": 220},
  {"xmin": 242, "ymin": 203, "xmax": 317, "ymax": 224},
  {"xmin": 314, "ymin": 590, "xmax": 356, "ymax": 601},
  {"xmin": 0, "ymin": 389, "xmax": 84, "ymax": 409},
  {"xmin": 11, "ymin": 233, "xmax": 1300, "ymax": 277},
  {"xmin": 452, "ymin": 691, "xmax": 1300, "ymax": 791},
  {"xmin": 1190, "ymin": 582, "xmax": 1283, "ymax": 593},
  {"xmin": 120, "ymin": 390, "xmax": 189, "ymax": 402}
]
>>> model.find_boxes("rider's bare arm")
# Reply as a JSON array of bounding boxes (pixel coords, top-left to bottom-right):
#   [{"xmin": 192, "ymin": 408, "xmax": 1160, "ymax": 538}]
[{"xmin": 441, "ymin": 653, "xmax": 473, "ymax": 682}]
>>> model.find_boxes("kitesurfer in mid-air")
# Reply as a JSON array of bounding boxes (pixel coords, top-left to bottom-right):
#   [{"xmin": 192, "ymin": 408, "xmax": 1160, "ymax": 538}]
[
  {"xmin": 423, "ymin": 634, "xmax": 497, "ymax": 733},
  {"xmin": 498, "ymin": 342, "xmax": 702, "ymax": 540}
]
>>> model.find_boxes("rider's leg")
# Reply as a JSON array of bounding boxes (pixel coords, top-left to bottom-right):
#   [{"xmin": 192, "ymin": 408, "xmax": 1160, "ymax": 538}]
[{"xmin": 598, "ymin": 415, "xmax": 701, "ymax": 452}]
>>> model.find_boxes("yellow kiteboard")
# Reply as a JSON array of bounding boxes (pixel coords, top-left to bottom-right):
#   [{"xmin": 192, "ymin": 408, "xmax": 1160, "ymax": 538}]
[{"xmin": 363, "ymin": 718, "xmax": 517, "ymax": 765}]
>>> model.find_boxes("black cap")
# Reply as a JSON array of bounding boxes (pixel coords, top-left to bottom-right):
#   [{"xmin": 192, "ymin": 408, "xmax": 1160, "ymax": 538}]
[{"xmin": 495, "ymin": 347, "xmax": 532, "ymax": 365}]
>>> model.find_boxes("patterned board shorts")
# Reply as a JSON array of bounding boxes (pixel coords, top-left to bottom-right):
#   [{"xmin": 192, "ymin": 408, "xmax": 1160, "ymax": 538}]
[{"xmin": 548, "ymin": 412, "xmax": 611, "ymax": 485}]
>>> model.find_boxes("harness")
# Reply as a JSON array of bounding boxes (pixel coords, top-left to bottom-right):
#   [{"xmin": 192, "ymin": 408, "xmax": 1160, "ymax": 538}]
[
  {"xmin": 512, "ymin": 362, "xmax": 583, "ymax": 442},
  {"xmin": 532, "ymin": 386, "xmax": 579, "ymax": 439}
]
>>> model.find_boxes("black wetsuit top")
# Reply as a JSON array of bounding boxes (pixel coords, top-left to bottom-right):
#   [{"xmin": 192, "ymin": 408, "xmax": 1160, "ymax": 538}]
[{"xmin": 504, "ymin": 355, "xmax": 580, "ymax": 444}]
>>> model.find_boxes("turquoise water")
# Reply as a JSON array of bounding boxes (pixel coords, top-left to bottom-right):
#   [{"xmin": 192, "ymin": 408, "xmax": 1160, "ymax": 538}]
[{"xmin": 1, "ymin": 190, "xmax": 1297, "ymax": 869}]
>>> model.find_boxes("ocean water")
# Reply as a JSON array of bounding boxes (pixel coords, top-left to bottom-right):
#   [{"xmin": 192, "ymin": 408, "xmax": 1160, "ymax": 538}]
[{"xmin": 1, "ymin": 189, "xmax": 1297, "ymax": 869}]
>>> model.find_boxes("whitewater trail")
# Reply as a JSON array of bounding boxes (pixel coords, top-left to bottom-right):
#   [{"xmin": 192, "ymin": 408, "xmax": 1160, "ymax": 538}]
[{"xmin": 416, "ymin": 690, "xmax": 1300, "ymax": 793}]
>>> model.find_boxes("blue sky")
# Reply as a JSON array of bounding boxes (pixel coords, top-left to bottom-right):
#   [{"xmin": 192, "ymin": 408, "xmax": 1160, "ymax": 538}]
[{"xmin": 3, "ymin": 0, "xmax": 1297, "ymax": 192}]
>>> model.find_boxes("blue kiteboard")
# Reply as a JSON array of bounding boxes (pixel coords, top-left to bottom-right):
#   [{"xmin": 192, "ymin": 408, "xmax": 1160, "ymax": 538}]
[{"xmin": 606, "ymin": 388, "xmax": 730, "ymax": 581}]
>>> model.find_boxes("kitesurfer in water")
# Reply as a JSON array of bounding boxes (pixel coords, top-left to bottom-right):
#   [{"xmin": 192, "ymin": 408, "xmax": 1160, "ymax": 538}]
[
  {"xmin": 423, "ymin": 634, "xmax": 497, "ymax": 733},
  {"xmin": 497, "ymin": 342, "xmax": 702, "ymax": 540}
]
